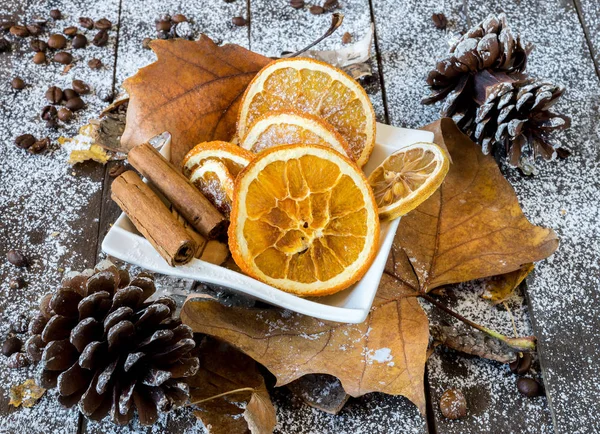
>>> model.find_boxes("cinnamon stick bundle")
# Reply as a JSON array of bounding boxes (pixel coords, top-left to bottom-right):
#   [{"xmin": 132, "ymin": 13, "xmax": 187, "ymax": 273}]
[
  {"xmin": 128, "ymin": 142, "xmax": 227, "ymax": 239},
  {"xmin": 111, "ymin": 171, "xmax": 197, "ymax": 266}
]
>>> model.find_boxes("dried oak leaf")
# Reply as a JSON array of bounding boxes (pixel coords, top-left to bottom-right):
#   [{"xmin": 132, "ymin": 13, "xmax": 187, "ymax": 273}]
[
  {"xmin": 9, "ymin": 379, "xmax": 46, "ymax": 408},
  {"xmin": 188, "ymin": 338, "xmax": 276, "ymax": 434},
  {"xmin": 182, "ymin": 259, "xmax": 430, "ymax": 414},
  {"xmin": 481, "ymin": 263, "xmax": 534, "ymax": 305},
  {"xmin": 121, "ymin": 36, "xmax": 270, "ymax": 166},
  {"xmin": 397, "ymin": 118, "xmax": 558, "ymax": 292}
]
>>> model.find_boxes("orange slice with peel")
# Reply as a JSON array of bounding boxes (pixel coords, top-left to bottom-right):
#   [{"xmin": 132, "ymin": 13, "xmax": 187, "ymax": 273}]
[
  {"xmin": 239, "ymin": 110, "xmax": 351, "ymax": 158},
  {"xmin": 229, "ymin": 144, "xmax": 380, "ymax": 297},
  {"xmin": 182, "ymin": 141, "xmax": 254, "ymax": 179},
  {"xmin": 237, "ymin": 58, "xmax": 376, "ymax": 167},
  {"xmin": 368, "ymin": 142, "xmax": 450, "ymax": 221}
]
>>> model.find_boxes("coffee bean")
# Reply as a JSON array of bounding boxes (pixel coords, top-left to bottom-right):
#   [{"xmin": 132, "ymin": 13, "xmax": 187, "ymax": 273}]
[
  {"xmin": 66, "ymin": 96, "xmax": 84, "ymax": 111},
  {"xmin": 142, "ymin": 37, "xmax": 152, "ymax": 49},
  {"xmin": 72, "ymin": 79, "xmax": 90, "ymax": 94},
  {"xmin": 324, "ymin": 0, "xmax": 339, "ymax": 10},
  {"xmin": 15, "ymin": 134, "xmax": 36, "ymax": 149},
  {"xmin": 232, "ymin": 16, "xmax": 247, "ymax": 26},
  {"xmin": 29, "ymin": 137, "xmax": 49, "ymax": 153},
  {"xmin": 10, "ymin": 25, "xmax": 29, "ymax": 38},
  {"xmin": 25, "ymin": 335, "xmax": 44, "ymax": 362},
  {"xmin": 11, "ymin": 77, "xmax": 25, "ymax": 90},
  {"xmin": 172, "ymin": 14, "xmax": 188, "ymax": 23},
  {"xmin": 41, "ymin": 105, "xmax": 57, "ymax": 121},
  {"xmin": 432, "ymin": 13, "xmax": 447, "ymax": 30},
  {"xmin": 48, "ymin": 33, "xmax": 67, "ymax": 49},
  {"xmin": 33, "ymin": 51, "xmax": 46, "ymax": 64},
  {"xmin": 309, "ymin": 5, "xmax": 324, "ymax": 14},
  {"xmin": 8, "ymin": 277, "xmax": 26, "ymax": 290},
  {"xmin": 1, "ymin": 20, "xmax": 15, "ymax": 32},
  {"xmin": 88, "ymin": 58, "xmax": 102, "ymax": 69},
  {"xmin": 27, "ymin": 24, "xmax": 43, "ymax": 36},
  {"xmin": 53, "ymin": 51, "xmax": 73, "ymax": 65},
  {"xmin": 7, "ymin": 352, "xmax": 30, "ymax": 369},
  {"xmin": 72, "ymin": 34, "xmax": 87, "ymax": 48},
  {"xmin": 79, "ymin": 17, "xmax": 94, "ymax": 29},
  {"xmin": 45, "ymin": 119, "xmax": 59, "ymax": 130},
  {"xmin": 0, "ymin": 38, "xmax": 11, "ymax": 52},
  {"xmin": 45, "ymin": 86, "xmax": 63, "ymax": 103},
  {"xmin": 159, "ymin": 14, "xmax": 172, "ymax": 22},
  {"xmin": 7, "ymin": 249, "xmax": 28, "ymax": 267},
  {"xmin": 58, "ymin": 107, "xmax": 73, "ymax": 122},
  {"xmin": 290, "ymin": 0, "xmax": 305, "ymax": 9},
  {"xmin": 29, "ymin": 314, "xmax": 48, "ymax": 335},
  {"xmin": 156, "ymin": 20, "xmax": 171, "ymax": 32},
  {"xmin": 439, "ymin": 389, "xmax": 467, "ymax": 420},
  {"xmin": 93, "ymin": 30, "xmax": 108, "ymax": 46},
  {"xmin": 156, "ymin": 30, "xmax": 169, "ymax": 40},
  {"xmin": 109, "ymin": 163, "xmax": 127, "ymax": 178},
  {"xmin": 517, "ymin": 378, "xmax": 543, "ymax": 397},
  {"xmin": 63, "ymin": 26, "xmax": 78, "ymax": 37},
  {"xmin": 2, "ymin": 336, "xmax": 22, "ymax": 357},
  {"xmin": 342, "ymin": 32, "xmax": 352, "ymax": 44},
  {"xmin": 94, "ymin": 18, "xmax": 112, "ymax": 30},
  {"xmin": 30, "ymin": 38, "xmax": 47, "ymax": 52},
  {"xmin": 509, "ymin": 353, "xmax": 533, "ymax": 375},
  {"xmin": 50, "ymin": 9, "xmax": 62, "ymax": 20},
  {"xmin": 63, "ymin": 88, "xmax": 78, "ymax": 100}
]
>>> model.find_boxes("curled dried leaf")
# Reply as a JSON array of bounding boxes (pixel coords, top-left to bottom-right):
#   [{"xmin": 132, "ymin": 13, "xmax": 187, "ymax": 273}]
[{"xmin": 9, "ymin": 379, "xmax": 46, "ymax": 408}]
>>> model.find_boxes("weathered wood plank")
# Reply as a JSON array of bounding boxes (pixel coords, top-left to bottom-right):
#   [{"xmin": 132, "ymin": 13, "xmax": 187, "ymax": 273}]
[
  {"xmin": 466, "ymin": 1, "xmax": 600, "ymax": 433},
  {"xmin": 575, "ymin": 0, "xmax": 600, "ymax": 78},
  {"xmin": 0, "ymin": 0, "xmax": 120, "ymax": 432},
  {"xmin": 371, "ymin": 0, "xmax": 556, "ymax": 432}
]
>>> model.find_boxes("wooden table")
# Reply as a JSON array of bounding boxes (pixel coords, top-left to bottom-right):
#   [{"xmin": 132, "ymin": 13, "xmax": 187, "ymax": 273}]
[{"xmin": 1, "ymin": 0, "xmax": 598, "ymax": 433}]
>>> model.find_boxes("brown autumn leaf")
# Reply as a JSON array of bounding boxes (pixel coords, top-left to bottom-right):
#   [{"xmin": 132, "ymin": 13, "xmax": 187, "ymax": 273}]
[
  {"xmin": 121, "ymin": 35, "xmax": 271, "ymax": 166},
  {"xmin": 181, "ymin": 256, "xmax": 430, "ymax": 415},
  {"xmin": 188, "ymin": 338, "xmax": 276, "ymax": 434},
  {"xmin": 9, "ymin": 379, "xmax": 46, "ymax": 408},
  {"xmin": 396, "ymin": 118, "xmax": 559, "ymax": 292},
  {"xmin": 481, "ymin": 263, "xmax": 535, "ymax": 305}
]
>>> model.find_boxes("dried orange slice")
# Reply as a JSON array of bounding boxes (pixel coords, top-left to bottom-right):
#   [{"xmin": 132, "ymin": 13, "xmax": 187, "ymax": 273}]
[
  {"xmin": 368, "ymin": 142, "xmax": 450, "ymax": 221},
  {"xmin": 182, "ymin": 141, "xmax": 254, "ymax": 217},
  {"xmin": 229, "ymin": 144, "xmax": 380, "ymax": 296},
  {"xmin": 239, "ymin": 110, "xmax": 351, "ymax": 158},
  {"xmin": 237, "ymin": 58, "xmax": 376, "ymax": 167}
]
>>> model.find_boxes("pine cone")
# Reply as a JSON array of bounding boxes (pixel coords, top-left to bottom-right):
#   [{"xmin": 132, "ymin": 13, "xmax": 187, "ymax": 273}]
[
  {"xmin": 26, "ymin": 261, "xmax": 199, "ymax": 426},
  {"xmin": 473, "ymin": 73, "xmax": 571, "ymax": 171}
]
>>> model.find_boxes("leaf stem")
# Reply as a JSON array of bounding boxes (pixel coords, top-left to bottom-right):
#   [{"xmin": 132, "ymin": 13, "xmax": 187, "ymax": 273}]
[
  {"xmin": 188, "ymin": 387, "xmax": 255, "ymax": 406},
  {"xmin": 286, "ymin": 13, "xmax": 344, "ymax": 58},
  {"xmin": 420, "ymin": 293, "xmax": 536, "ymax": 352}
]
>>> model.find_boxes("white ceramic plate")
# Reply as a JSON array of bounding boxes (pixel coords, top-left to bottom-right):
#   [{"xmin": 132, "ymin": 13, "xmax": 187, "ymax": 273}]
[{"xmin": 102, "ymin": 123, "xmax": 433, "ymax": 323}]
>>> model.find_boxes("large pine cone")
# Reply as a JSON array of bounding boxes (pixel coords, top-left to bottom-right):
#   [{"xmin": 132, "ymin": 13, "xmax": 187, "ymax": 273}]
[
  {"xmin": 26, "ymin": 261, "xmax": 199, "ymax": 426},
  {"xmin": 473, "ymin": 74, "xmax": 571, "ymax": 171}
]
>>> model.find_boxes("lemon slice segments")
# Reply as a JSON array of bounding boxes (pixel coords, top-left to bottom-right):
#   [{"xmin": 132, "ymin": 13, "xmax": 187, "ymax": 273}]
[{"xmin": 368, "ymin": 142, "xmax": 450, "ymax": 221}]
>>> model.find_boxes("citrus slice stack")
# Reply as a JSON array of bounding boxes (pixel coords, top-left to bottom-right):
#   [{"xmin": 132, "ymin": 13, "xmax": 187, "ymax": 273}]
[
  {"xmin": 239, "ymin": 110, "xmax": 351, "ymax": 158},
  {"xmin": 182, "ymin": 141, "xmax": 254, "ymax": 217},
  {"xmin": 368, "ymin": 142, "xmax": 450, "ymax": 221},
  {"xmin": 237, "ymin": 58, "xmax": 376, "ymax": 167},
  {"xmin": 229, "ymin": 144, "xmax": 380, "ymax": 296}
]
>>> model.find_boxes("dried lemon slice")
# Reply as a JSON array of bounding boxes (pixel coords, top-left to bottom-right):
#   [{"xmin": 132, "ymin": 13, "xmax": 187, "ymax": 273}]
[
  {"xmin": 237, "ymin": 58, "xmax": 376, "ymax": 167},
  {"xmin": 229, "ymin": 144, "xmax": 380, "ymax": 296},
  {"xmin": 239, "ymin": 110, "xmax": 351, "ymax": 158},
  {"xmin": 368, "ymin": 142, "xmax": 450, "ymax": 221}
]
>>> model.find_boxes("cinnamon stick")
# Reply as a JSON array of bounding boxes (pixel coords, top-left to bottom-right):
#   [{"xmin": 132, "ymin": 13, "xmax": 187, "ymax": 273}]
[
  {"xmin": 128, "ymin": 142, "xmax": 228, "ymax": 239},
  {"xmin": 111, "ymin": 171, "xmax": 196, "ymax": 266}
]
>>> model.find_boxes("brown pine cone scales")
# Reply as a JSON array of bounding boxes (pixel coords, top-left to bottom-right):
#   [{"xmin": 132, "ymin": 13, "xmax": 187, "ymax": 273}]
[{"xmin": 26, "ymin": 261, "xmax": 199, "ymax": 426}]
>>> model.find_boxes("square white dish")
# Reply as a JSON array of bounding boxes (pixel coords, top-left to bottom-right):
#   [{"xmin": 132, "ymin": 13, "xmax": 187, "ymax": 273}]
[{"xmin": 102, "ymin": 123, "xmax": 433, "ymax": 323}]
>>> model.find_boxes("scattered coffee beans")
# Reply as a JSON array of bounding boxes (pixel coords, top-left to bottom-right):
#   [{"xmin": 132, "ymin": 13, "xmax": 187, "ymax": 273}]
[
  {"xmin": 232, "ymin": 16, "xmax": 247, "ymax": 26},
  {"xmin": 439, "ymin": 389, "xmax": 467, "ymax": 420},
  {"xmin": 93, "ymin": 30, "xmax": 109, "ymax": 46},
  {"xmin": 324, "ymin": 0, "xmax": 339, "ymax": 10},
  {"xmin": 0, "ymin": 38, "xmax": 11, "ymax": 52},
  {"xmin": 58, "ymin": 107, "xmax": 73, "ymax": 122},
  {"xmin": 517, "ymin": 378, "xmax": 543, "ymax": 397},
  {"xmin": 309, "ymin": 5, "xmax": 324, "ymax": 15},
  {"xmin": 41, "ymin": 105, "xmax": 58, "ymax": 121},
  {"xmin": 172, "ymin": 14, "xmax": 188, "ymax": 23},
  {"xmin": 15, "ymin": 135, "xmax": 36, "ymax": 149},
  {"xmin": 79, "ymin": 17, "xmax": 94, "ymax": 29},
  {"xmin": 63, "ymin": 88, "xmax": 78, "ymax": 100},
  {"xmin": 95, "ymin": 18, "xmax": 112, "ymax": 30},
  {"xmin": 72, "ymin": 79, "xmax": 90, "ymax": 94},
  {"xmin": 290, "ymin": 0, "xmax": 305, "ymax": 9},
  {"xmin": 88, "ymin": 58, "xmax": 102, "ymax": 69},
  {"xmin": 9, "ymin": 277, "xmax": 26, "ymax": 290},
  {"xmin": 6, "ymin": 249, "xmax": 28, "ymax": 267},
  {"xmin": 432, "ymin": 13, "xmax": 448, "ymax": 30},
  {"xmin": 48, "ymin": 33, "xmax": 67, "ymax": 49},
  {"xmin": 156, "ymin": 20, "xmax": 171, "ymax": 32},
  {"xmin": 1, "ymin": 20, "xmax": 15, "ymax": 32},
  {"xmin": 10, "ymin": 25, "xmax": 29, "ymax": 38},
  {"xmin": 63, "ymin": 26, "xmax": 78, "ymax": 37},
  {"xmin": 50, "ymin": 9, "xmax": 62, "ymax": 20},
  {"xmin": 30, "ymin": 38, "xmax": 47, "ymax": 52},
  {"xmin": 72, "ymin": 34, "xmax": 87, "ymax": 48},
  {"xmin": 29, "ymin": 137, "xmax": 49, "ymax": 153},
  {"xmin": 2, "ymin": 336, "xmax": 22, "ymax": 357},
  {"xmin": 510, "ymin": 353, "xmax": 533, "ymax": 375},
  {"xmin": 11, "ymin": 77, "xmax": 25, "ymax": 90},
  {"xmin": 27, "ymin": 24, "xmax": 43, "ymax": 36},
  {"xmin": 66, "ymin": 96, "xmax": 84, "ymax": 111},
  {"xmin": 33, "ymin": 51, "xmax": 46, "ymax": 64},
  {"xmin": 53, "ymin": 51, "xmax": 73, "ymax": 64},
  {"xmin": 45, "ymin": 86, "xmax": 63, "ymax": 103}
]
